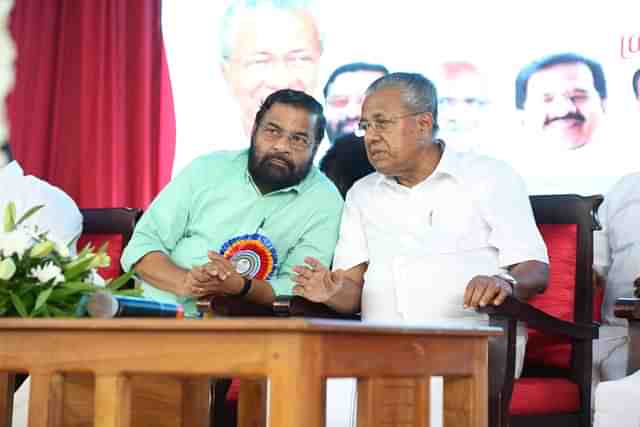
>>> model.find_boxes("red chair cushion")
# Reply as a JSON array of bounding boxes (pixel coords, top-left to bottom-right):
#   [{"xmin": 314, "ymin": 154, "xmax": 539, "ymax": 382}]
[
  {"xmin": 510, "ymin": 377, "xmax": 580, "ymax": 415},
  {"xmin": 77, "ymin": 233, "xmax": 124, "ymax": 280},
  {"xmin": 227, "ymin": 378, "xmax": 240, "ymax": 401},
  {"xmin": 525, "ymin": 224, "xmax": 577, "ymax": 369}
]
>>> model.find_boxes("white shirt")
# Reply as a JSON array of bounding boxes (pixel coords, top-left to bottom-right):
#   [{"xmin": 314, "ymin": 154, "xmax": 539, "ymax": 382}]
[
  {"xmin": 0, "ymin": 161, "xmax": 82, "ymax": 251},
  {"xmin": 333, "ymin": 143, "xmax": 549, "ymax": 322},
  {"xmin": 594, "ymin": 173, "xmax": 640, "ymax": 328}
]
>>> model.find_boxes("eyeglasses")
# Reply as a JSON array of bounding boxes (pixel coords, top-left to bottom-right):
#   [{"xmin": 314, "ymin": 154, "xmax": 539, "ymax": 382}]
[
  {"xmin": 258, "ymin": 123, "xmax": 314, "ymax": 152},
  {"xmin": 355, "ymin": 111, "xmax": 428, "ymax": 137}
]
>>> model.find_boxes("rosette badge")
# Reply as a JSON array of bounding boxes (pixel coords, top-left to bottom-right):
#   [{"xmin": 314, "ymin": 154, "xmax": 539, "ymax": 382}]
[{"xmin": 219, "ymin": 233, "xmax": 278, "ymax": 280}]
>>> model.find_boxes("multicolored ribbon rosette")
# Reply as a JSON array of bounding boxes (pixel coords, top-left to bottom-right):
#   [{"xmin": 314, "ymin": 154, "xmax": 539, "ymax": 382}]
[{"xmin": 219, "ymin": 233, "xmax": 278, "ymax": 280}]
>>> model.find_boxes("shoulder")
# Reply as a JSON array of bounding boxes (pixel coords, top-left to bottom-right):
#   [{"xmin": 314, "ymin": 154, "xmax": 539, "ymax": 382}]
[{"xmin": 302, "ymin": 166, "xmax": 344, "ymax": 208}]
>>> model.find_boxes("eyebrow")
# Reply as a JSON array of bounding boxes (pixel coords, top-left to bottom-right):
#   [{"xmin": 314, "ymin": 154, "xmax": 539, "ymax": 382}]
[{"xmin": 264, "ymin": 121, "xmax": 310, "ymax": 137}]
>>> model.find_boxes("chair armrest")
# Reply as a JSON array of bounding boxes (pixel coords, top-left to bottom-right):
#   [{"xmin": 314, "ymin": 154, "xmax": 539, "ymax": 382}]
[
  {"xmin": 614, "ymin": 297, "xmax": 640, "ymax": 320},
  {"xmin": 479, "ymin": 295, "xmax": 598, "ymax": 340},
  {"xmin": 207, "ymin": 295, "xmax": 360, "ymax": 320},
  {"xmin": 208, "ymin": 296, "xmax": 275, "ymax": 317},
  {"xmin": 274, "ymin": 296, "xmax": 361, "ymax": 320}
]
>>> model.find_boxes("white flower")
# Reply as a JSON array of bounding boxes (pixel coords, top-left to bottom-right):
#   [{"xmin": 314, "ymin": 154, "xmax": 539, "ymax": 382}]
[
  {"xmin": 0, "ymin": 258, "xmax": 16, "ymax": 280},
  {"xmin": 0, "ymin": 229, "xmax": 33, "ymax": 258},
  {"xmin": 29, "ymin": 262, "xmax": 64, "ymax": 286}
]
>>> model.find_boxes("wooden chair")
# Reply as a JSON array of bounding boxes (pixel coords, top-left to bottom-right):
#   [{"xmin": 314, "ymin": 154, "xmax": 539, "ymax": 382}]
[
  {"xmin": 77, "ymin": 207, "xmax": 143, "ymax": 279},
  {"xmin": 481, "ymin": 194, "xmax": 602, "ymax": 427},
  {"xmin": 207, "ymin": 194, "xmax": 603, "ymax": 427}
]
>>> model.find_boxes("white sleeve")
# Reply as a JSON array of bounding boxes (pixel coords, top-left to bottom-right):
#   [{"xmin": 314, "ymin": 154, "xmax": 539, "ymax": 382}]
[
  {"xmin": 332, "ymin": 190, "xmax": 369, "ymax": 271},
  {"xmin": 475, "ymin": 161, "xmax": 549, "ymax": 267},
  {"xmin": 593, "ymin": 199, "xmax": 611, "ymax": 277}
]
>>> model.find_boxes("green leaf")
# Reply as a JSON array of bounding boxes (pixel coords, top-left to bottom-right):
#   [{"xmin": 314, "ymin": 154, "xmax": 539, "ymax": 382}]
[
  {"xmin": 33, "ymin": 287, "xmax": 54, "ymax": 314},
  {"xmin": 106, "ymin": 270, "xmax": 135, "ymax": 291},
  {"xmin": 9, "ymin": 291, "xmax": 29, "ymax": 317},
  {"xmin": 63, "ymin": 257, "xmax": 95, "ymax": 281},
  {"xmin": 112, "ymin": 288, "xmax": 143, "ymax": 297},
  {"xmin": 47, "ymin": 305, "xmax": 71, "ymax": 318},
  {"xmin": 3, "ymin": 201, "xmax": 16, "ymax": 232},
  {"xmin": 14, "ymin": 204, "xmax": 45, "ymax": 228}
]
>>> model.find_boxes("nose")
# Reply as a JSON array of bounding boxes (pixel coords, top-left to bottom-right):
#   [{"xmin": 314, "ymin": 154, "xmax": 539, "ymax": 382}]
[
  {"xmin": 271, "ymin": 133, "xmax": 292, "ymax": 154},
  {"xmin": 266, "ymin": 60, "xmax": 294, "ymax": 90},
  {"xmin": 548, "ymin": 94, "xmax": 579, "ymax": 118}
]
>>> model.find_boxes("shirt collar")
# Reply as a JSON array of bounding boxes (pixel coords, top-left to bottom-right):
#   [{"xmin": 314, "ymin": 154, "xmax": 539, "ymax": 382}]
[
  {"xmin": 375, "ymin": 139, "xmax": 463, "ymax": 188},
  {"xmin": 0, "ymin": 161, "xmax": 24, "ymax": 181}
]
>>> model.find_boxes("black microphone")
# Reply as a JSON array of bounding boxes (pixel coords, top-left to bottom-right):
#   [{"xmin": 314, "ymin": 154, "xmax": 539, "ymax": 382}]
[{"xmin": 87, "ymin": 291, "xmax": 185, "ymax": 319}]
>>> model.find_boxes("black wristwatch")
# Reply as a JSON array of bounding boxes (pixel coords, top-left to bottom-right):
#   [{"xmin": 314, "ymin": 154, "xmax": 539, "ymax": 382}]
[{"xmin": 230, "ymin": 276, "xmax": 252, "ymax": 298}]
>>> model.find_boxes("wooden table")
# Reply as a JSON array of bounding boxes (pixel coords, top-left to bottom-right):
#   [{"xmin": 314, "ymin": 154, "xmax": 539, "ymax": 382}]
[{"xmin": 0, "ymin": 318, "xmax": 500, "ymax": 427}]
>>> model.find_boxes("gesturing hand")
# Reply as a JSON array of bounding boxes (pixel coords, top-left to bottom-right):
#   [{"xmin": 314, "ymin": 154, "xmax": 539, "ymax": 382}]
[{"xmin": 292, "ymin": 256, "xmax": 344, "ymax": 303}]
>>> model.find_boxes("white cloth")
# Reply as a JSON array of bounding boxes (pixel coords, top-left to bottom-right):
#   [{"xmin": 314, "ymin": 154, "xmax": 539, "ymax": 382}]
[
  {"xmin": 594, "ymin": 369, "xmax": 640, "ymax": 427},
  {"xmin": 328, "ymin": 144, "xmax": 549, "ymax": 427},
  {"xmin": 0, "ymin": 161, "xmax": 82, "ymax": 251},
  {"xmin": 591, "ymin": 173, "xmax": 640, "ymax": 387}
]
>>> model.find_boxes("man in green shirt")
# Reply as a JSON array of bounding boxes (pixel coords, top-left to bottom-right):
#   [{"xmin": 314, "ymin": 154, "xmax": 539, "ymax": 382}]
[{"xmin": 121, "ymin": 89, "xmax": 343, "ymax": 316}]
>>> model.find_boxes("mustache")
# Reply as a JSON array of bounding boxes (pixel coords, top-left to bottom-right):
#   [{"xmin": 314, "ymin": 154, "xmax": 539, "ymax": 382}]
[
  {"xmin": 261, "ymin": 154, "xmax": 294, "ymax": 171},
  {"xmin": 544, "ymin": 112, "xmax": 585, "ymax": 127}
]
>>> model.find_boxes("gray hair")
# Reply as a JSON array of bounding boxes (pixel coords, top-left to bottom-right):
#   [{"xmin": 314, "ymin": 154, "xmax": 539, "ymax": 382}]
[
  {"xmin": 366, "ymin": 72, "xmax": 440, "ymax": 134},
  {"xmin": 219, "ymin": 0, "xmax": 323, "ymax": 61}
]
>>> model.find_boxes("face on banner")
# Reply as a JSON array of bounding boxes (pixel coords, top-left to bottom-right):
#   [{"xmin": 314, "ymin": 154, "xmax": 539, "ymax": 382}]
[
  {"xmin": 520, "ymin": 62, "xmax": 606, "ymax": 151},
  {"xmin": 221, "ymin": 7, "xmax": 322, "ymax": 136},
  {"xmin": 325, "ymin": 70, "xmax": 386, "ymax": 143}
]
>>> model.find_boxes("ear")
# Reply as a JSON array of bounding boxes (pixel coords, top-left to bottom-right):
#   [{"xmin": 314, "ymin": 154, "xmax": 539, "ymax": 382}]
[{"xmin": 417, "ymin": 112, "xmax": 434, "ymax": 134}]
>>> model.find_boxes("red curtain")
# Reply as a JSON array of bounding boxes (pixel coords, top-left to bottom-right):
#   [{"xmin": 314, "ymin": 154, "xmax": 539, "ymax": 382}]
[{"xmin": 7, "ymin": 0, "xmax": 175, "ymax": 209}]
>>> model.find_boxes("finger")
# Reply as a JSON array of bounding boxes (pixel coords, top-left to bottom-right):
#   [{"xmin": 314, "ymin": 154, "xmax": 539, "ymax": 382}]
[
  {"xmin": 191, "ymin": 266, "xmax": 211, "ymax": 283},
  {"xmin": 208, "ymin": 250, "xmax": 224, "ymax": 261},
  {"xmin": 304, "ymin": 257, "xmax": 327, "ymax": 272},
  {"xmin": 469, "ymin": 282, "xmax": 490, "ymax": 308},
  {"xmin": 492, "ymin": 288, "xmax": 509, "ymax": 306},
  {"xmin": 463, "ymin": 282, "xmax": 476, "ymax": 308},
  {"xmin": 479, "ymin": 285, "xmax": 500, "ymax": 307},
  {"xmin": 292, "ymin": 285, "xmax": 305, "ymax": 297}
]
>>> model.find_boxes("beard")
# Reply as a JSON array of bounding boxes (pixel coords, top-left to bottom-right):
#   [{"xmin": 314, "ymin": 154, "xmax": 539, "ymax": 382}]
[{"xmin": 248, "ymin": 137, "xmax": 314, "ymax": 193}]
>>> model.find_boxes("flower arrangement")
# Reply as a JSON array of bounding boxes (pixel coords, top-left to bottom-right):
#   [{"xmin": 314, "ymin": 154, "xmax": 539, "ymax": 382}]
[{"xmin": 0, "ymin": 201, "xmax": 140, "ymax": 317}]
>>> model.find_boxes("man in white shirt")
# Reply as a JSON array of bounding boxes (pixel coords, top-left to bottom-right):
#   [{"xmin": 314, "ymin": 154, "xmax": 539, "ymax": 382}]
[
  {"xmin": 593, "ymin": 173, "xmax": 640, "ymax": 383},
  {"xmin": 592, "ymin": 173, "xmax": 640, "ymax": 427},
  {"xmin": 293, "ymin": 71, "xmax": 549, "ymax": 365},
  {"xmin": 292, "ymin": 72, "xmax": 549, "ymax": 427},
  {"xmin": 0, "ymin": 154, "xmax": 82, "ymax": 250}
]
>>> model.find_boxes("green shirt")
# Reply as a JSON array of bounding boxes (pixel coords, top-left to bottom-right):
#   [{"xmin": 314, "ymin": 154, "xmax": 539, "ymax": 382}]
[{"xmin": 121, "ymin": 149, "xmax": 343, "ymax": 316}]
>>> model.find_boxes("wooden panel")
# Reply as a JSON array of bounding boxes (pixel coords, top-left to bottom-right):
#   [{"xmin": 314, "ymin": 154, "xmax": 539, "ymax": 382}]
[
  {"xmin": 94, "ymin": 374, "xmax": 131, "ymax": 427},
  {"xmin": 0, "ymin": 373, "xmax": 14, "ymax": 427},
  {"xmin": 28, "ymin": 373, "xmax": 64, "ymax": 427},
  {"xmin": 62, "ymin": 375, "xmax": 193, "ymax": 427},
  {"xmin": 237, "ymin": 378, "xmax": 266, "ymax": 427},
  {"xmin": 357, "ymin": 378, "xmax": 428, "ymax": 427},
  {"xmin": 324, "ymin": 335, "xmax": 477, "ymax": 377}
]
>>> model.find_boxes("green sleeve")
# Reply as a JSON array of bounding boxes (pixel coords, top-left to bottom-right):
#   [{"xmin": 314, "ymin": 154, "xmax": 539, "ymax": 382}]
[
  {"xmin": 269, "ymin": 195, "xmax": 344, "ymax": 295},
  {"xmin": 120, "ymin": 161, "xmax": 196, "ymax": 272}
]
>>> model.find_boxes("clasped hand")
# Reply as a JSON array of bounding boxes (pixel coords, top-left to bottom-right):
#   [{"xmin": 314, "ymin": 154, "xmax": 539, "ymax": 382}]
[{"xmin": 177, "ymin": 251, "xmax": 243, "ymax": 298}]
